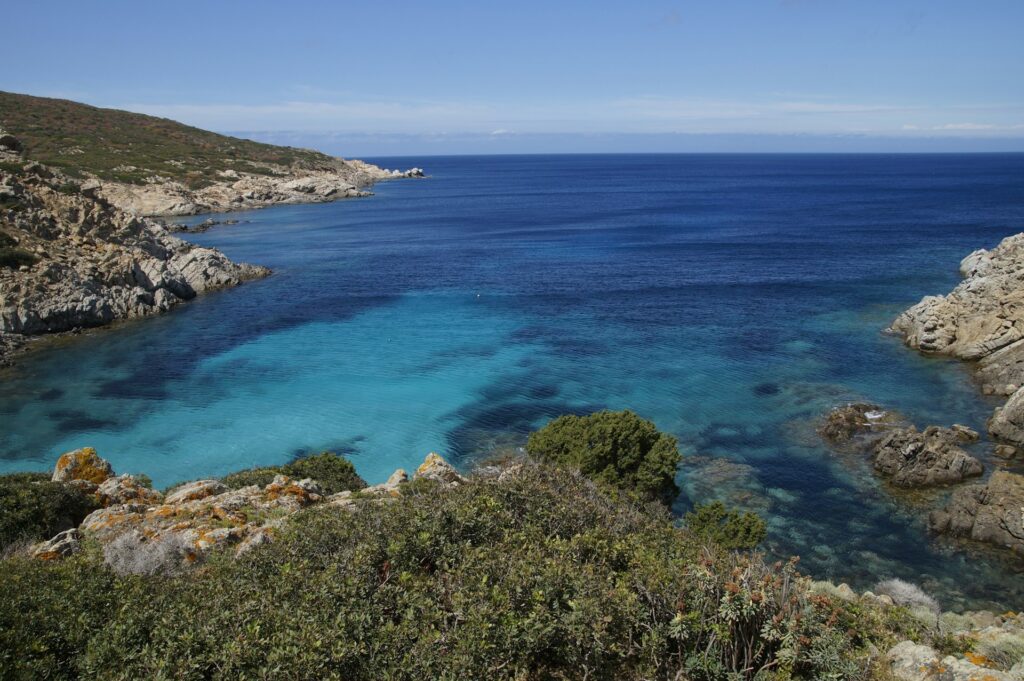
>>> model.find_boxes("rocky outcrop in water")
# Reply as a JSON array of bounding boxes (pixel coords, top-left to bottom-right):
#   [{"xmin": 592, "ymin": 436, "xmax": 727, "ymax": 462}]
[
  {"xmin": 820, "ymin": 405, "xmax": 983, "ymax": 488},
  {"xmin": 0, "ymin": 137, "xmax": 269, "ymax": 365},
  {"xmin": 94, "ymin": 164, "xmax": 425, "ymax": 217},
  {"xmin": 819, "ymin": 402, "xmax": 906, "ymax": 445},
  {"xmin": 872, "ymin": 425, "xmax": 984, "ymax": 488},
  {"xmin": 890, "ymin": 234, "xmax": 1024, "ymax": 447},
  {"xmin": 929, "ymin": 470, "xmax": 1024, "ymax": 556}
]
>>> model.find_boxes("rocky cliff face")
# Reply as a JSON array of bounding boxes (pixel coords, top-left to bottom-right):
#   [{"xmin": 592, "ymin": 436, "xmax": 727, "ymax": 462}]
[
  {"xmin": 95, "ymin": 161, "xmax": 424, "ymax": 217},
  {"xmin": 891, "ymin": 234, "xmax": 1024, "ymax": 454},
  {"xmin": 0, "ymin": 134, "xmax": 270, "ymax": 365}
]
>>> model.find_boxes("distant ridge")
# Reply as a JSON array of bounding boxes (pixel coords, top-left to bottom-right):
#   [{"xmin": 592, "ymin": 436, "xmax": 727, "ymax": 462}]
[{"xmin": 0, "ymin": 90, "xmax": 349, "ymax": 189}]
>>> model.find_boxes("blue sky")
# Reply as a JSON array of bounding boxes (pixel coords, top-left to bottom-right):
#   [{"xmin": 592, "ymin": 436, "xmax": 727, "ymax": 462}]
[{"xmin": 4, "ymin": 0, "xmax": 1023, "ymax": 154}]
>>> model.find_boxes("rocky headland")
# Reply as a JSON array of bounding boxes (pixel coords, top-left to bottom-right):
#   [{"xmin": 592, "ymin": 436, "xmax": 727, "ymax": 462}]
[
  {"xmin": 0, "ymin": 90, "xmax": 424, "ymax": 218},
  {"xmin": 819, "ymin": 233, "xmax": 1024, "ymax": 560},
  {"xmin": 890, "ymin": 233, "xmax": 1024, "ymax": 456},
  {"xmin": 0, "ymin": 132, "xmax": 269, "ymax": 365},
  {"xmin": 0, "ymin": 91, "xmax": 425, "ymax": 365},
  {"xmin": 92, "ymin": 160, "xmax": 424, "ymax": 217}
]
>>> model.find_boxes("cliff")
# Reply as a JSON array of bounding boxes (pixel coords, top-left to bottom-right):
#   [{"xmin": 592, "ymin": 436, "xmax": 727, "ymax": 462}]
[{"xmin": 0, "ymin": 132, "xmax": 269, "ymax": 365}]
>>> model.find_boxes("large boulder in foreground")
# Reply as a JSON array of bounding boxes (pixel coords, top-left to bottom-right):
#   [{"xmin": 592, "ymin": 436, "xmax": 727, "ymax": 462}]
[
  {"xmin": 929, "ymin": 470, "xmax": 1024, "ymax": 556},
  {"xmin": 871, "ymin": 426, "xmax": 984, "ymax": 488},
  {"xmin": 52, "ymin": 447, "xmax": 114, "ymax": 485},
  {"xmin": 884, "ymin": 639, "xmax": 1020, "ymax": 680}
]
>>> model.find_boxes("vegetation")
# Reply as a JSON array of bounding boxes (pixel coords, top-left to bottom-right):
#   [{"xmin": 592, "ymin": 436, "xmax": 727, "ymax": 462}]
[
  {"xmin": 0, "ymin": 472, "xmax": 99, "ymax": 551},
  {"xmin": 0, "ymin": 464, "xmax": 890, "ymax": 680},
  {"xmin": 526, "ymin": 410, "xmax": 682, "ymax": 503},
  {"xmin": 0, "ymin": 232, "xmax": 37, "ymax": 270},
  {"xmin": 682, "ymin": 500, "xmax": 768, "ymax": 550},
  {"xmin": 219, "ymin": 451, "xmax": 366, "ymax": 495},
  {"xmin": 0, "ymin": 90, "xmax": 344, "ymax": 188}
]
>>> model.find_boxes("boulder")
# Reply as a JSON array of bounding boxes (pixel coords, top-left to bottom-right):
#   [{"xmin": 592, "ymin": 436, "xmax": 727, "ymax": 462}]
[
  {"xmin": 872, "ymin": 426, "xmax": 984, "ymax": 488},
  {"xmin": 364, "ymin": 468, "xmax": 408, "ymax": 497},
  {"xmin": 31, "ymin": 528, "xmax": 82, "ymax": 561},
  {"xmin": 97, "ymin": 474, "xmax": 163, "ymax": 506},
  {"xmin": 819, "ymin": 403, "xmax": 908, "ymax": 450},
  {"xmin": 929, "ymin": 470, "xmax": 1024, "ymax": 555},
  {"xmin": 883, "ymin": 641, "xmax": 1019, "ymax": 681},
  {"xmin": 52, "ymin": 447, "xmax": 114, "ymax": 485},
  {"xmin": 165, "ymin": 479, "xmax": 228, "ymax": 505},
  {"xmin": 414, "ymin": 452, "xmax": 465, "ymax": 485}
]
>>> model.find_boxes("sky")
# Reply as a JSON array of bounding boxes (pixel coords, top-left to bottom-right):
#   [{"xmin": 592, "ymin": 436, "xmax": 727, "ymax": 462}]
[{"xmin": 3, "ymin": 0, "xmax": 1024, "ymax": 155}]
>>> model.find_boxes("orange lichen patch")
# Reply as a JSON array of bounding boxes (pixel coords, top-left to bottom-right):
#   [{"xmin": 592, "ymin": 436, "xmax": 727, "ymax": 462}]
[
  {"xmin": 964, "ymin": 652, "xmax": 995, "ymax": 668},
  {"xmin": 35, "ymin": 550, "xmax": 61, "ymax": 561},
  {"xmin": 151, "ymin": 505, "xmax": 178, "ymax": 518},
  {"xmin": 53, "ymin": 447, "xmax": 113, "ymax": 484}
]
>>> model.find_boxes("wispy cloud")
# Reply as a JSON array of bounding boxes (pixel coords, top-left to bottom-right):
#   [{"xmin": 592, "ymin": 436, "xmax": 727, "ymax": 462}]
[{"xmin": 118, "ymin": 94, "xmax": 1024, "ymax": 139}]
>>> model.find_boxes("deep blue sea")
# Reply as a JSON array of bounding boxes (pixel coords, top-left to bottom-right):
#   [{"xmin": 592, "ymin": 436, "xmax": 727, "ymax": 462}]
[{"xmin": 3, "ymin": 154, "xmax": 1024, "ymax": 608}]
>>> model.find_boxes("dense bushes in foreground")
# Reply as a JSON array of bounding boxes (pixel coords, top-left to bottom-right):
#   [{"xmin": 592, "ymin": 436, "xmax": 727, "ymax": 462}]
[
  {"xmin": 0, "ymin": 472, "xmax": 99, "ymax": 551},
  {"xmin": 0, "ymin": 464, "xmax": 911, "ymax": 680},
  {"xmin": 220, "ymin": 451, "xmax": 367, "ymax": 494},
  {"xmin": 527, "ymin": 409, "xmax": 682, "ymax": 503}
]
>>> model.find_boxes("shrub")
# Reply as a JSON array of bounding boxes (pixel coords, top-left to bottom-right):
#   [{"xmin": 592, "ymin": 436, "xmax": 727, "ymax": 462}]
[
  {"xmin": 873, "ymin": 579, "xmax": 940, "ymax": 614},
  {"xmin": 103, "ymin": 531, "xmax": 192, "ymax": 577},
  {"xmin": 0, "ymin": 472, "xmax": 99, "ymax": 550},
  {"xmin": 526, "ymin": 410, "xmax": 681, "ymax": 502},
  {"xmin": 0, "ymin": 464, "xmax": 869, "ymax": 680},
  {"xmin": 974, "ymin": 632, "xmax": 1024, "ymax": 670},
  {"xmin": 220, "ymin": 451, "xmax": 366, "ymax": 495},
  {"xmin": 682, "ymin": 500, "xmax": 767, "ymax": 550}
]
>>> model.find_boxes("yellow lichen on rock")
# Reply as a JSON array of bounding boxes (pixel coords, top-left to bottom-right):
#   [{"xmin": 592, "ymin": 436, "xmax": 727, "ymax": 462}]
[{"xmin": 51, "ymin": 447, "xmax": 114, "ymax": 485}]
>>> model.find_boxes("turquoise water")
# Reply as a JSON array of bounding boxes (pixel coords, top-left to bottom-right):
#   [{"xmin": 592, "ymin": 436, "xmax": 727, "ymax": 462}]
[{"xmin": 2, "ymin": 154, "xmax": 1024, "ymax": 608}]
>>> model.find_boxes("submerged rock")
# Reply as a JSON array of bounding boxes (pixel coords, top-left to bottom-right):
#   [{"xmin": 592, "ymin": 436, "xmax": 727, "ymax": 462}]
[{"xmin": 929, "ymin": 470, "xmax": 1024, "ymax": 556}]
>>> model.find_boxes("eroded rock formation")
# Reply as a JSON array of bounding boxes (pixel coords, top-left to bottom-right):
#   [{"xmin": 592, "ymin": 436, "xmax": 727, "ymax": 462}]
[{"xmin": 0, "ymin": 138, "xmax": 269, "ymax": 364}]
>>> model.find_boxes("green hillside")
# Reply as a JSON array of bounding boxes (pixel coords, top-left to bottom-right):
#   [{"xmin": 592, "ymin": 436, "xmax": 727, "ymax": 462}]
[{"xmin": 0, "ymin": 91, "xmax": 340, "ymax": 187}]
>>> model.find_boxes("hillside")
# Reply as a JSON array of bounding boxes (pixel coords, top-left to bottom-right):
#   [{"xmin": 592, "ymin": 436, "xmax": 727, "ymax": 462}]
[
  {"xmin": 0, "ymin": 91, "xmax": 347, "ymax": 187},
  {"xmin": 0, "ymin": 91, "xmax": 421, "ymax": 216}
]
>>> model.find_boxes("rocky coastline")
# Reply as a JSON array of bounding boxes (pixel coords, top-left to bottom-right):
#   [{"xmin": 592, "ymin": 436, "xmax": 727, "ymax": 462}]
[
  {"xmin": 94, "ymin": 161, "xmax": 424, "ymax": 218},
  {"xmin": 819, "ymin": 234, "xmax": 1024, "ymax": 561},
  {"xmin": 0, "ymin": 132, "xmax": 269, "ymax": 366}
]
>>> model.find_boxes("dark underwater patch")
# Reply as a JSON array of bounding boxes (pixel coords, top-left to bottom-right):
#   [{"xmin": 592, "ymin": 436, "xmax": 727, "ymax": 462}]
[
  {"xmin": 753, "ymin": 382, "xmax": 781, "ymax": 397},
  {"xmin": 445, "ymin": 399, "xmax": 602, "ymax": 461},
  {"xmin": 49, "ymin": 409, "xmax": 118, "ymax": 433},
  {"xmin": 38, "ymin": 388, "xmax": 64, "ymax": 401}
]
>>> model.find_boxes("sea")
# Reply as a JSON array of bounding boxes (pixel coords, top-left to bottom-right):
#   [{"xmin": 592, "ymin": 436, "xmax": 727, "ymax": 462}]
[{"xmin": 3, "ymin": 153, "xmax": 1023, "ymax": 608}]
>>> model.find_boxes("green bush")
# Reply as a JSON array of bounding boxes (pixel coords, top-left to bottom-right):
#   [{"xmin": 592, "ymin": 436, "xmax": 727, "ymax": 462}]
[
  {"xmin": 0, "ymin": 465, "xmax": 869, "ymax": 680},
  {"xmin": 220, "ymin": 451, "xmax": 366, "ymax": 495},
  {"xmin": 0, "ymin": 472, "xmax": 99, "ymax": 551},
  {"xmin": 526, "ymin": 410, "xmax": 681, "ymax": 503},
  {"xmin": 682, "ymin": 501, "xmax": 767, "ymax": 550}
]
